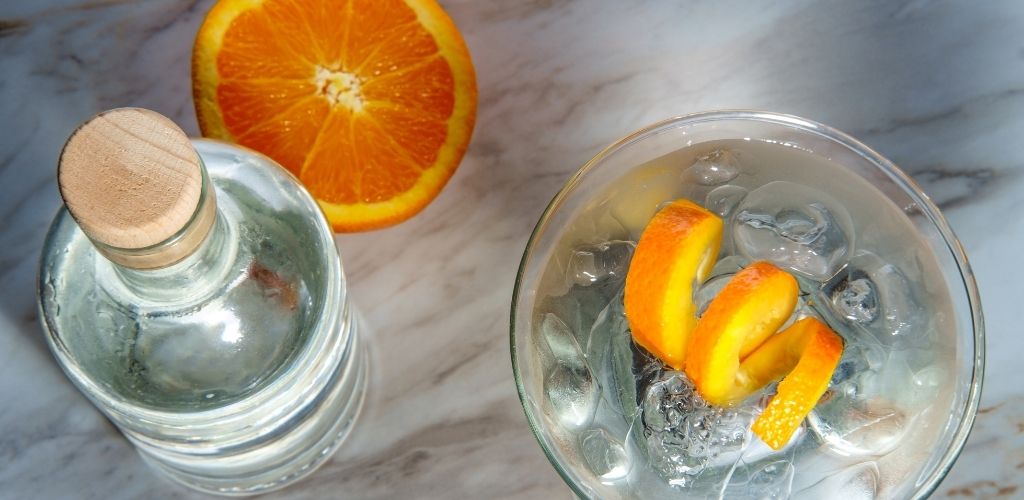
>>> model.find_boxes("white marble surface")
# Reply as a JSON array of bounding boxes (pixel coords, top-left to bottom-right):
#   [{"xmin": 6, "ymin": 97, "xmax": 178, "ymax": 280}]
[{"xmin": 1, "ymin": 0, "xmax": 1021, "ymax": 498}]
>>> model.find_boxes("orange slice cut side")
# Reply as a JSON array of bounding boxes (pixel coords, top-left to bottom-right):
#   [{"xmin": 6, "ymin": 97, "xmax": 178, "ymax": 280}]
[
  {"xmin": 750, "ymin": 317, "xmax": 844, "ymax": 450},
  {"xmin": 684, "ymin": 261, "xmax": 798, "ymax": 406},
  {"xmin": 192, "ymin": 0, "xmax": 477, "ymax": 231},
  {"xmin": 624, "ymin": 199, "xmax": 723, "ymax": 370}
]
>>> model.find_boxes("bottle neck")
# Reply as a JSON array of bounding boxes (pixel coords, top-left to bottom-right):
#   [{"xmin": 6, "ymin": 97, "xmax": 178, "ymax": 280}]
[
  {"xmin": 89, "ymin": 157, "xmax": 217, "ymax": 270},
  {"xmin": 93, "ymin": 158, "xmax": 239, "ymax": 303},
  {"xmin": 111, "ymin": 210, "xmax": 237, "ymax": 302}
]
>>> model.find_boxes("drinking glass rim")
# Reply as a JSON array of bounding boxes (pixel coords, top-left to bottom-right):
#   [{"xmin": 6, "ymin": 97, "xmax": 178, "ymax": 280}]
[{"xmin": 509, "ymin": 109, "xmax": 985, "ymax": 499}]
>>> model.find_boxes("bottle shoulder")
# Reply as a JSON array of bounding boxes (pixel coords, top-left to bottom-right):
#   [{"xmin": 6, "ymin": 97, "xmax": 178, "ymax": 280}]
[
  {"xmin": 38, "ymin": 140, "xmax": 344, "ymax": 412},
  {"xmin": 193, "ymin": 138, "xmax": 329, "ymax": 233},
  {"xmin": 41, "ymin": 139, "xmax": 340, "ymax": 309}
]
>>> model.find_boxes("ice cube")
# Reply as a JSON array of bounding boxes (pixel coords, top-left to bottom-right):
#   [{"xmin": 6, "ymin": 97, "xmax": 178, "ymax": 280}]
[
  {"xmin": 734, "ymin": 181, "xmax": 854, "ymax": 280},
  {"xmin": 538, "ymin": 313, "xmax": 599, "ymax": 428},
  {"xmin": 797, "ymin": 461, "xmax": 879, "ymax": 499},
  {"xmin": 809, "ymin": 334, "xmax": 909, "ymax": 457},
  {"xmin": 580, "ymin": 427, "xmax": 630, "ymax": 481},
  {"xmin": 807, "ymin": 325, "xmax": 937, "ymax": 459},
  {"xmin": 869, "ymin": 353, "xmax": 943, "ymax": 411},
  {"xmin": 573, "ymin": 209, "xmax": 632, "ymax": 248},
  {"xmin": 831, "ymin": 277, "xmax": 878, "ymax": 323},
  {"xmin": 584, "ymin": 289, "xmax": 638, "ymax": 418},
  {"xmin": 566, "ymin": 240, "xmax": 636, "ymax": 287},
  {"xmin": 706, "ymin": 186, "xmax": 748, "ymax": 254},
  {"xmin": 684, "ymin": 149, "xmax": 740, "ymax": 186},
  {"xmin": 641, "ymin": 372, "xmax": 752, "ymax": 482},
  {"xmin": 583, "ymin": 286, "xmax": 626, "ymax": 360},
  {"xmin": 544, "ymin": 360, "xmax": 600, "ymax": 429},
  {"xmin": 642, "ymin": 372, "xmax": 699, "ymax": 432},
  {"xmin": 821, "ymin": 251, "xmax": 922, "ymax": 347},
  {"xmin": 705, "ymin": 185, "xmax": 748, "ymax": 219},
  {"xmin": 808, "ymin": 393, "xmax": 907, "ymax": 457},
  {"xmin": 744, "ymin": 460, "xmax": 795, "ymax": 500},
  {"xmin": 539, "ymin": 313, "xmax": 587, "ymax": 366}
]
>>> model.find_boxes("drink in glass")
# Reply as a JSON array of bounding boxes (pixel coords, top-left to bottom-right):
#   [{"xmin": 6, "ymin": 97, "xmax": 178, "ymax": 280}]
[{"xmin": 511, "ymin": 111, "xmax": 983, "ymax": 499}]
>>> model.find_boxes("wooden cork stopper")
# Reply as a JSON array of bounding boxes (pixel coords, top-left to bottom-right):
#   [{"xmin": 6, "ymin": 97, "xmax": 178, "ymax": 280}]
[{"xmin": 58, "ymin": 108, "xmax": 215, "ymax": 269}]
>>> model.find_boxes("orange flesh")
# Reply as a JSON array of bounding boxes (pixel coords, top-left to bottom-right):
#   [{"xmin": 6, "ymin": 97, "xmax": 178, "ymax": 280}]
[
  {"xmin": 193, "ymin": 0, "xmax": 477, "ymax": 231},
  {"xmin": 623, "ymin": 200, "xmax": 723, "ymax": 370}
]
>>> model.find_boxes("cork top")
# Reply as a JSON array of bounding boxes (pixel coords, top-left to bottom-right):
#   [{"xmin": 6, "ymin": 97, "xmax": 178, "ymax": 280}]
[{"xmin": 58, "ymin": 108, "xmax": 216, "ymax": 269}]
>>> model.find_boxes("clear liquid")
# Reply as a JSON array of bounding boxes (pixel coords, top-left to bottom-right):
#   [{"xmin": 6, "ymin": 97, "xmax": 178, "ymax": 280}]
[
  {"xmin": 533, "ymin": 139, "xmax": 955, "ymax": 499},
  {"xmin": 42, "ymin": 195, "xmax": 318, "ymax": 411},
  {"xmin": 38, "ymin": 140, "xmax": 366, "ymax": 494}
]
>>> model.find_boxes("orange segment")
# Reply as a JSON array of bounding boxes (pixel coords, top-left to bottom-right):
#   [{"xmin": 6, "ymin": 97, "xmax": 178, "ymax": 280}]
[
  {"xmin": 193, "ymin": 0, "xmax": 477, "ymax": 231},
  {"xmin": 750, "ymin": 317, "xmax": 844, "ymax": 450},
  {"xmin": 684, "ymin": 261, "xmax": 798, "ymax": 406},
  {"xmin": 624, "ymin": 199, "xmax": 723, "ymax": 370}
]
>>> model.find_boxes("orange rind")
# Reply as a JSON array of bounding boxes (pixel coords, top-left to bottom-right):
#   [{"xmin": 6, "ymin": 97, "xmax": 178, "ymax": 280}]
[
  {"xmin": 684, "ymin": 261, "xmax": 799, "ymax": 406},
  {"xmin": 623, "ymin": 199, "xmax": 723, "ymax": 370},
  {"xmin": 749, "ymin": 317, "xmax": 844, "ymax": 450},
  {"xmin": 624, "ymin": 199, "xmax": 843, "ymax": 451}
]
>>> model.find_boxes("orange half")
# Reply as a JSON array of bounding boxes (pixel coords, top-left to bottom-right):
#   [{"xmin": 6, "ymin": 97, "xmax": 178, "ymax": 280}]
[
  {"xmin": 624, "ymin": 199, "xmax": 723, "ymax": 370},
  {"xmin": 193, "ymin": 0, "xmax": 477, "ymax": 231}
]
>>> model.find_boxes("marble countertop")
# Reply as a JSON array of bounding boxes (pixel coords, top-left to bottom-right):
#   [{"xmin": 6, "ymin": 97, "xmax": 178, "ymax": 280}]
[{"xmin": 1, "ymin": 0, "xmax": 1022, "ymax": 498}]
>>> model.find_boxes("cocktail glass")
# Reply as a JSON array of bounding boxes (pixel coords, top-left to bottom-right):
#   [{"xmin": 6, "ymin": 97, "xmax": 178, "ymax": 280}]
[{"xmin": 511, "ymin": 111, "xmax": 983, "ymax": 499}]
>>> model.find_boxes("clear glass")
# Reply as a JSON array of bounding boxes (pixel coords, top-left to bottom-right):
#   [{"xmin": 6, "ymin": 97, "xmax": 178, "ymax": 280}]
[
  {"xmin": 511, "ymin": 111, "xmax": 983, "ymax": 499},
  {"xmin": 38, "ymin": 139, "xmax": 367, "ymax": 496}
]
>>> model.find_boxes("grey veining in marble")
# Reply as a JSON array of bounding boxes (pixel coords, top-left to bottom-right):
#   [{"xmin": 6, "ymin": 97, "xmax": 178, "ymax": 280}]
[{"xmin": 1, "ymin": 0, "xmax": 1022, "ymax": 498}]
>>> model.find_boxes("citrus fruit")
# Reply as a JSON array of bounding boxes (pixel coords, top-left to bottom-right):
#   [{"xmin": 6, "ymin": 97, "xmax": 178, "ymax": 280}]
[
  {"xmin": 684, "ymin": 261, "xmax": 798, "ymax": 406},
  {"xmin": 192, "ymin": 0, "xmax": 477, "ymax": 231},
  {"xmin": 624, "ymin": 199, "xmax": 723, "ymax": 370},
  {"xmin": 749, "ymin": 317, "xmax": 843, "ymax": 450}
]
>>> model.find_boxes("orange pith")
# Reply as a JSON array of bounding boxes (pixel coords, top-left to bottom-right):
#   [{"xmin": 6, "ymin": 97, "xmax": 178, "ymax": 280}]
[
  {"xmin": 684, "ymin": 261, "xmax": 799, "ymax": 406},
  {"xmin": 623, "ymin": 199, "xmax": 723, "ymax": 370},
  {"xmin": 193, "ymin": 0, "xmax": 477, "ymax": 231},
  {"xmin": 749, "ymin": 317, "xmax": 844, "ymax": 450}
]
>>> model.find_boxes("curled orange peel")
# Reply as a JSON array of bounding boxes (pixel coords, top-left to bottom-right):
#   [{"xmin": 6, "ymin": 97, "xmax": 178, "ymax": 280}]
[
  {"xmin": 624, "ymin": 199, "xmax": 722, "ymax": 370},
  {"xmin": 748, "ymin": 317, "xmax": 844, "ymax": 450},
  {"xmin": 684, "ymin": 261, "xmax": 799, "ymax": 406},
  {"xmin": 623, "ymin": 199, "xmax": 844, "ymax": 451}
]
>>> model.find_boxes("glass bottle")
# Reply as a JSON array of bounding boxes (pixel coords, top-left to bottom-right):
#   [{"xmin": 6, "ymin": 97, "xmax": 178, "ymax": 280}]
[{"xmin": 37, "ymin": 108, "xmax": 367, "ymax": 495}]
